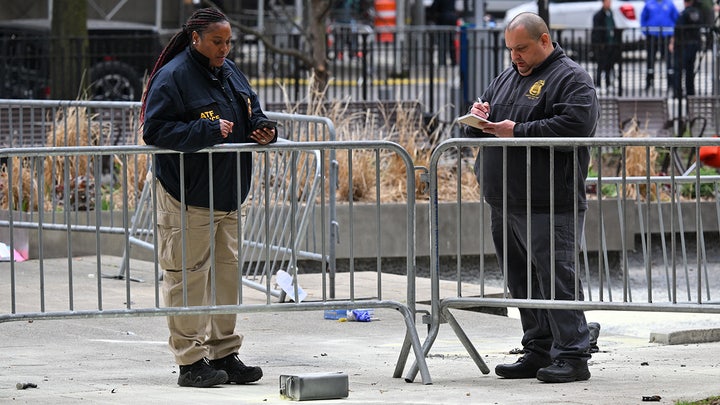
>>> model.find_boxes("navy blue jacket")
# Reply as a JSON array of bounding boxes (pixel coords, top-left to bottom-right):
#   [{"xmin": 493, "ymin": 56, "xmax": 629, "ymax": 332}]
[
  {"xmin": 143, "ymin": 47, "xmax": 272, "ymax": 211},
  {"xmin": 465, "ymin": 44, "xmax": 598, "ymax": 213}
]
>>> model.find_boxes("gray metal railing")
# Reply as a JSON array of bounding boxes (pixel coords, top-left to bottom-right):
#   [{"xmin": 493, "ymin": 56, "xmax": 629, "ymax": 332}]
[
  {"xmin": 0, "ymin": 139, "xmax": 431, "ymax": 384},
  {"xmin": 5, "ymin": 101, "xmax": 720, "ymax": 386},
  {"xmin": 405, "ymin": 136, "xmax": 720, "ymax": 382}
]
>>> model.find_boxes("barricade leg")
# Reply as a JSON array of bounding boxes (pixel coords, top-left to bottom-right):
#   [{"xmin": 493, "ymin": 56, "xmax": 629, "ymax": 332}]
[
  {"xmin": 106, "ymin": 174, "xmax": 153, "ymax": 282},
  {"xmin": 393, "ymin": 332, "xmax": 413, "ymax": 379},
  {"xmin": 394, "ymin": 304, "xmax": 433, "ymax": 385},
  {"xmin": 403, "ymin": 319, "xmax": 440, "ymax": 383},
  {"xmin": 402, "ymin": 304, "xmax": 490, "ymax": 382},
  {"xmin": 441, "ymin": 302, "xmax": 490, "ymax": 374}
]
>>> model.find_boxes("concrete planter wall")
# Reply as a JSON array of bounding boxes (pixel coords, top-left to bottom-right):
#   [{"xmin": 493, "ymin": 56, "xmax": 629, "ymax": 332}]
[
  {"xmin": 1, "ymin": 211, "xmax": 154, "ymax": 261},
  {"xmin": 330, "ymin": 200, "xmax": 719, "ymax": 259},
  {"xmin": 3, "ymin": 200, "xmax": 717, "ymax": 260}
]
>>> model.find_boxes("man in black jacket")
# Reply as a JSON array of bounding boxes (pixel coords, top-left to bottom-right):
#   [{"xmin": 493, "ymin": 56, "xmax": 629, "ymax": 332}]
[
  {"xmin": 428, "ymin": 0, "xmax": 458, "ymax": 65},
  {"xmin": 464, "ymin": 12, "xmax": 599, "ymax": 383},
  {"xmin": 591, "ymin": 0, "xmax": 621, "ymax": 90},
  {"xmin": 670, "ymin": 0, "xmax": 704, "ymax": 97}
]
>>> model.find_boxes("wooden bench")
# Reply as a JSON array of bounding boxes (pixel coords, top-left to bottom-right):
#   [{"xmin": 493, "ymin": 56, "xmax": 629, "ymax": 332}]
[
  {"xmin": 596, "ymin": 97, "xmax": 675, "ymax": 138},
  {"xmin": 594, "ymin": 97, "xmax": 682, "ymax": 175},
  {"xmin": 615, "ymin": 97, "xmax": 673, "ymax": 137}
]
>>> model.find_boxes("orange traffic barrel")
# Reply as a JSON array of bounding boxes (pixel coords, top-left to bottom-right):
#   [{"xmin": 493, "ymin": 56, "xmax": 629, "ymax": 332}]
[{"xmin": 375, "ymin": 0, "xmax": 396, "ymax": 43}]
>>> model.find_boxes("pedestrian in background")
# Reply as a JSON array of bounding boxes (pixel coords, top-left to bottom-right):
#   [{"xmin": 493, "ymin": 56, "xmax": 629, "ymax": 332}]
[
  {"xmin": 463, "ymin": 12, "xmax": 598, "ymax": 383},
  {"xmin": 141, "ymin": 7, "xmax": 275, "ymax": 388},
  {"xmin": 641, "ymin": 0, "xmax": 680, "ymax": 91},
  {"xmin": 333, "ymin": 0, "xmax": 361, "ymax": 58},
  {"xmin": 696, "ymin": 0, "xmax": 716, "ymax": 25},
  {"xmin": 428, "ymin": 0, "xmax": 458, "ymax": 66},
  {"xmin": 591, "ymin": 0, "xmax": 621, "ymax": 91},
  {"xmin": 670, "ymin": 0, "xmax": 703, "ymax": 97}
]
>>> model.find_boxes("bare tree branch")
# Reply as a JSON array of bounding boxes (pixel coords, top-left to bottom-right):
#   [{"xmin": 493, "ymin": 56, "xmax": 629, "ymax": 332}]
[{"xmin": 202, "ymin": 0, "xmax": 333, "ymax": 99}]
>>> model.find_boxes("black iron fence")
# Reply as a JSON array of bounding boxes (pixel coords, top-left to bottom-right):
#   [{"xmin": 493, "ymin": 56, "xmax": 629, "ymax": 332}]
[
  {"xmin": 236, "ymin": 24, "xmax": 719, "ymax": 129},
  {"xmin": 1, "ymin": 24, "xmax": 718, "ymax": 132}
]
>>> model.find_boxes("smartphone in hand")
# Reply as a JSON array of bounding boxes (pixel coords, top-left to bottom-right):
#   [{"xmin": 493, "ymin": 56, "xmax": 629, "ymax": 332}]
[{"xmin": 254, "ymin": 120, "xmax": 278, "ymax": 130}]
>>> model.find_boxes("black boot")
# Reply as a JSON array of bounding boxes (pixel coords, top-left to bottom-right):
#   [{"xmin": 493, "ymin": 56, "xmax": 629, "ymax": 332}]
[
  {"xmin": 536, "ymin": 359, "xmax": 591, "ymax": 383},
  {"xmin": 177, "ymin": 358, "xmax": 229, "ymax": 387},
  {"xmin": 210, "ymin": 353, "xmax": 263, "ymax": 384},
  {"xmin": 495, "ymin": 354, "xmax": 551, "ymax": 379}
]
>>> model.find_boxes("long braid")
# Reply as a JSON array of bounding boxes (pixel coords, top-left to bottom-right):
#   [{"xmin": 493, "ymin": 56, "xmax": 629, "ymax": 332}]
[{"xmin": 140, "ymin": 7, "xmax": 228, "ymax": 124}]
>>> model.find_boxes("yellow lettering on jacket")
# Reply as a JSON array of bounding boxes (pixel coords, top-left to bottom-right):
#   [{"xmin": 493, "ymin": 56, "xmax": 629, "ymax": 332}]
[{"xmin": 199, "ymin": 110, "xmax": 220, "ymax": 121}]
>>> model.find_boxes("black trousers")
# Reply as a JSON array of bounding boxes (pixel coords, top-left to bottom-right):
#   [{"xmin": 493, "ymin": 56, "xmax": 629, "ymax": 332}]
[
  {"xmin": 490, "ymin": 207, "xmax": 591, "ymax": 362},
  {"xmin": 594, "ymin": 43, "xmax": 620, "ymax": 88},
  {"xmin": 672, "ymin": 42, "xmax": 700, "ymax": 97},
  {"xmin": 645, "ymin": 35, "xmax": 673, "ymax": 86}
]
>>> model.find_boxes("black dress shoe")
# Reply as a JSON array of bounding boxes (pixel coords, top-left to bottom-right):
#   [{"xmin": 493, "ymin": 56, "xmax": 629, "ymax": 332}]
[
  {"xmin": 536, "ymin": 359, "xmax": 591, "ymax": 383},
  {"xmin": 495, "ymin": 355, "xmax": 551, "ymax": 379}
]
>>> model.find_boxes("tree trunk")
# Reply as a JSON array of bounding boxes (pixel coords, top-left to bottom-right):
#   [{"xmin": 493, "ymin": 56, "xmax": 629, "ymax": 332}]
[
  {"xmin": 51, "ymin": 0, "xmax": 88, "ymax": 100},
  {"xmin": 307, "ymin": 0, "xmax": 331, "ymax": 105}
]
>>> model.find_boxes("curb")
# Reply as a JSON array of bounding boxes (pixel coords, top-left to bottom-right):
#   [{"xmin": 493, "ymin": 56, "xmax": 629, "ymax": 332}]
[{"xmin": 649, "ymin": 328, "xmax": 720, "ymax": 345}]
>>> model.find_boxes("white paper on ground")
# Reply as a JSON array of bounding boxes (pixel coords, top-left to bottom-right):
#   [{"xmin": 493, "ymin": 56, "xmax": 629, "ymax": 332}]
[
  {"xmin": 0, "ymin": 242, "xmax": 26, "ymax": 262},
  {"xmin": 275, "ymin": 270, "xmax": 308, "ymax": 302}
]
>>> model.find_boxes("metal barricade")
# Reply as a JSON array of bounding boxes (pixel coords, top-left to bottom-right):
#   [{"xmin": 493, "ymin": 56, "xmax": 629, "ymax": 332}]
[
  {"xmin": 0, "ymin": 100, "xmax": 337, "ymax": 294},
  {"xmin": 0, "ymin": 99, "xmax": 145, "ymax": 232},
  {"xmin": 112, "ymin": 140, "xmax": 324, "ymax": 297},
  {"xmin": 0, "ymin": 140, "xmax": 431, "ymax": 384},
  {"xmin": 406, "ymin": 136, "xmax": 720, "ymax": 382},
  {"xmin": 0, "ymin": 100, "xmax": 336, "ymax": 222},
  {"xmin": 111, "ymin": 110, "xmax": 338, "ymax": 288}
]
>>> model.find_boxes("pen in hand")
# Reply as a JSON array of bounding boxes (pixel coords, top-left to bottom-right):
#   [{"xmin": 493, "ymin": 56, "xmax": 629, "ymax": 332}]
[{"xmin": 475, "ymin": 97, "xmax": 488, "ymax": 118}]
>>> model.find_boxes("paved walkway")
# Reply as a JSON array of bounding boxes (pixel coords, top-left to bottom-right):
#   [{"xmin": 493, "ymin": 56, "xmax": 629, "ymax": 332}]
[{"xmin": 2, "ymin": 257, "xmax": 720, "ymax": 404}]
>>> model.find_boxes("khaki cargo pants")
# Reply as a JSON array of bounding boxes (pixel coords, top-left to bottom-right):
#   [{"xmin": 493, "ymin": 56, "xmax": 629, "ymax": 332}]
[{"xmin": 154, "ymin": 180, "xmax": 247, "ymax": 366}]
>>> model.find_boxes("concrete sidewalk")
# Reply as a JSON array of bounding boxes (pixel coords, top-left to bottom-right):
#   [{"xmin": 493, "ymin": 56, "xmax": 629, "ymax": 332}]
[{"xmin": 2, "ymin": 257, "xmax": 720, "ymax": 404}]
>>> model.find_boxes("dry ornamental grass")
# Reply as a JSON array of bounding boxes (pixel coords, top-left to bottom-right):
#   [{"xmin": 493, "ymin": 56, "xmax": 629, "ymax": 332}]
[
  {"xmin": 1, "ymin": 103, "xmax": 148, "ymax": 212},
  {"xmin": 15, "ymin": 94, "xmax": 699, "ymax": 211},
  {"xmin": 3, "ymin": 98, "xmax": 691, "ymax": 212},
  {"xmin": 1, "ymin": 96, "xmax": 480, "ymax": 210},
  {"xmin": 620, "ymin": 115, "xmax": 669, "ymax": 202},
  {"xmin": 0, "ymin": 158, "xmax": 38, "ymax": 211},
  {"xmin": 323, "ymin": 98, "xmax": 478, "ymax": 203}
]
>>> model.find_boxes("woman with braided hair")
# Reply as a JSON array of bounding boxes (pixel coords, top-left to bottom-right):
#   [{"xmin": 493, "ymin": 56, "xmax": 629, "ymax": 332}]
[{"xmin": 141, "ymin": 7, "xmax": 273, "ymax": 388}]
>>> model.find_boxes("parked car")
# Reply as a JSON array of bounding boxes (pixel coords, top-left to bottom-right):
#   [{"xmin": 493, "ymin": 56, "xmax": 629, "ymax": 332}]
[
  {"xmin": 484, "ymin": 1, "xmax": 531, "ymax": 18},
  {"xmin": 0, "ymin": 19, "xmax": 162, "ymax": 101},
  {"xmin": 503, "ymin": 0, "xmax": 685, "ymax": 59},
  {"xmin": 423, "ymin": 0, "xmax": 527, "ymax": 20}
]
